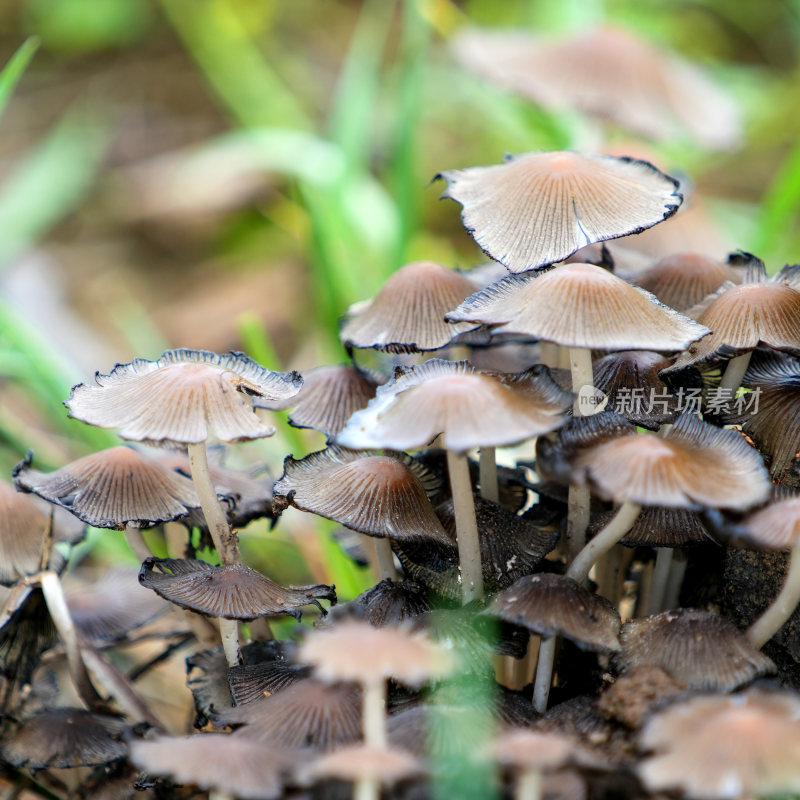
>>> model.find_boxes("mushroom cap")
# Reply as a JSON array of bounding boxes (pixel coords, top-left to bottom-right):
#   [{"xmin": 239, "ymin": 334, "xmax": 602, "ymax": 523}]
[
  {"xmin": 575, "ymin": 413, "xmax": 770, "ymax": 510},
  {"xmin": 325, "ymin": 579, "xmax": 431, "ymax": 629},
  {"xmin": 300, "ymin": 744, "xmax": 423, "ymax": 785},
  {"xmin": 297, "ymin": 619, "xmax": 455, "ymax": 688},
  {"xmin": 667, "ymin": 281, "xmax": 800, "ymax": 370},
  {"xmin": 447, "ymin": 263, "xmax": 709, "ymax": 350},
  {"xmin": 337, "ymin": 360, "xmax": 570, "ymax": 454},
  {"xmin": 0, "ymin": 708, "xmax": 129, "ymax": 769},
  {"xmin": 634, "ymin": 252, "xmax": 741, "ymax": 312},
  {"xmin": 483, "ymin": 573, "xmax": 621, "ymax": 652},
  {"xmin": 66, "ymin": 349, "xmax": 302, "ymax": 448},
  {"xmin": 215, "ymin": 678, "xmax": 363, "ymax": 750},
  {"xmin": 0, "ymin": 481, "xmax": 54, "ymax": 585},
  {"xmin": 597, "ymin": 665, "xmax": 687, "ymax": 729},
  {"xmin": 619, "ymin": 609, "xmax": 775, "ymax": 691},
  {"xmin": 639, "ymin": 689, "xmax": 800, "ymax": 799},
  {"xmin": 489, "ymin": 729, "xmax": 604, "ymax": 773},
  {"xmin": 273, "ymin": 447, "xmax": 449, "ymax": 545},
  {"xmin": 0, "ymin": 584, "xmax": 57, "ymax": 687},
  {"xmin": 340, "ymin": 261, "xmax": 481, "ymax": 352},
  {"xmin": 265, "ymin": 363, "xmax": 379, "ymax": 439},
  {"xmin": 437, "ymin": 151, "xmax": 682, "ymax": 273},
  {"xmin": 130, "ymin": 734, "xmax": 292, "ymax": 800},
  {"xmin": 737, "ymin": 496, "xmax": 800, "ymax": 551},
  {"xmin": 452, "ymin": 27, "xmax": 741, "ymax": 149},
  {"xmin": 138, "ymin": 558, "xmax": 336, "ymax": 620},
  {"xmin": 13, "ymin": 446, "xmax": 201, "ymax": 529},
  {"xmin": 589, "ymin": 505, "xmax": 713, "ymax": 548}
]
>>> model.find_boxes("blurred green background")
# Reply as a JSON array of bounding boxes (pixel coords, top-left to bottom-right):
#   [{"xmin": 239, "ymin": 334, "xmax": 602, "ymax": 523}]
[{"xmin": 1, "ymin": 0, "xmax": 800, "ymax": 589}]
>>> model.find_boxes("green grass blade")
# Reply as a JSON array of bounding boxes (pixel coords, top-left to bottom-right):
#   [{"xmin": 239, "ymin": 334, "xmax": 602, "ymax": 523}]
[
  {"xmin": 0, "ymin": 37, "xmax": 39, "ymax": 118},
  {"xmin": 754, "ymin": 136, "xmax": 800, "ymax": 262},
  {"xmin": 0, "ymin": 109, "xmax": 109, "ymax": 270}
]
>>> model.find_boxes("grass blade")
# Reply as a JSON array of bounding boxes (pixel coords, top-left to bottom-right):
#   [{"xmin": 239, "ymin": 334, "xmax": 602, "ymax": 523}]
[{"xmin": 0, "ymin": 37, "xmax": 39, "ymax": 118}]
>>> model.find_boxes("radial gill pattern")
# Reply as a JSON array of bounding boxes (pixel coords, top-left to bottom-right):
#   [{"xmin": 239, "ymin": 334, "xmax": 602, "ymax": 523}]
[
  {"xmin": 438, "ymin": 151, "xmax": 682, "ymax": 272},
  {"xmin": 66, "ymin": 348, "xmax": 302, "ymax": 447}
]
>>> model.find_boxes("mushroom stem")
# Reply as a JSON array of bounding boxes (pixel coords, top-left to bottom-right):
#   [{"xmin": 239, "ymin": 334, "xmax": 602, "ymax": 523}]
[
  {"xmin": 516, "ymin": 768, "xmax": 543, "ymax": 800},
  {"xmin": 644, "ymin": 548, "xmax": 674, "ymax": 616},
  {"xmin": 39, "ymin": 570, "xmax": 103, "ymax": 709},
  {"xmin": 719, "ymin": 351, "xmax": 753, "ymax": 395},
  {"xmin": 354, "ymin": 777, "xmax": 380, "ymax": 800},
  {"xmin": 372, "ymin": 538, "xmax": 399, "ymax": 582},
  {"xmin": 662, "ymin": 549, "xmax": 688, "ymax": 610},
  {"xmin": 362, "ymin": 679, "xmax": 387, "ymax": 748},
  {"xmin": 567, "ymin": 501, "xmax": 643, "ymax": 585},
  {"xmin": 747, "ymin": 545, "xmax": 800, "ymax": 648},
  {"xmin": 479, "ymin": 447, "xmax": 499, "ymax": 503},
  {"xmin": 187, "ymin": 442, "xmax": 241, "ymax": 566},
  {"xmin": 124, "ymin": 524, "xmax": 153, "ymax": 563},
  {"xmin": 219, "ymin": 618, "xmax": 240, "ymax": 667},
  {"xmin": 446, "ymin": 450, "xmax": 484, "ymax": 603},
  {"xmin": 539, "ymin": 341, "xmax": 559, "ymax": 369},
  {"xmin": 532, "ymin": 635, "xmax": 558, "ymax": 714},
  {"xmin": 569, "ymin": 346, "xmax": 595, "ymax": 416}
]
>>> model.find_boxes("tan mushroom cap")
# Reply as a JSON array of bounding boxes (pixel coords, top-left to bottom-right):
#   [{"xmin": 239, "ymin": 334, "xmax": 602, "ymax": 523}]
[
  {"xmin": 337, "ymin": 360, "xmax": 570, "ymax": 454},
  {"xmin": 298, "ymin": 619, "xmax": 455, "ymax": 687},
  {"xmin": 130, "ymin": 734, "xmax": 292, "ymax": 800},
  {"xmin": 66, "ymin": 348, "xmax": 302, "ymax": 448},
  {"xmin": 483, "ymin": 573, "xmax": 621, "ymax": 652},
  {"xmin": 452, "ymin": 27, "xmax": 741, "ymax": 149},
  {"xmin": 737, "ymin": 496, "xmax": 800, "ymax": 550},
  {"xmin": 438, "ymin": 152, "xmax": 682, "ymax": 273},
  {"xmin": 301, "ymin": 744, "xmax": 423, "ymax": 785},
  {"xmin": 639, "ymin": 689, "xmax": 800, "ymax": 800},
  {"xmin": 0, "ymin": 481, "xmax": 52, "ymax": 585},
  {"xmin": 274, "ymin": 447, "xmax": 449, "ymax": 545},
  {"xmin": 340, "ymin": 261, "xmax": 480, "ymax": 352},
  {"xmin": 620, "ymin": 609, "xmax": 775, "ymax": 691},
  {"xmin": 447, "ymin": 262, "xmax": 709, "ymax": 350},
  {"xmin": 13, "ymin": 446, "xmax": 201, "ymax": 529},
  {"xmin": 216, "ymin": 678, "xmax": 362, "ymax": 750},
  {"xmin": 265, "ymin": 364, "xmax": 379, "ymax": 439},
  {"xmin": 138, "ymin": 558, "xmax": 336, "ymax": 620},
  {"xmin": 489, "ymin": 729, "xmax": 604, "ymax": 773},
  {"xmin": 668, "ymin": 281, "xmax": 800, "ymax": 370},
  {"xmin": 575, "ymin": 413, "xmax": 770, "ymax": 510},
  {"xmin": 634, "ymin": 253, "xmax": 740, "ymax": 312}
]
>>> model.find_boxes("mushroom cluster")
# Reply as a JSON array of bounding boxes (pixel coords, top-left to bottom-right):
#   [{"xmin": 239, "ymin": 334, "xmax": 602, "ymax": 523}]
[{"xmin": 4, "ymin": 64, "xmax": 800, "ymax": 800}]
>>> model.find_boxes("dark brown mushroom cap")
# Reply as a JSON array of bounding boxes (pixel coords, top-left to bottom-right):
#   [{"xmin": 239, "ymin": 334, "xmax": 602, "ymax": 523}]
[
  {"xmin": 263, "ymin": 363, "xmax": 379, "ymax": 438},
  {"xmin": 0, "ymin": 584, "xmax": 56, "ymax": 686},
  {"xmin": 298, "ymin": 619, "xmax": 455, "ymax": 687},
  {"xmin": 338, "ymin": 360, "xmax": 570, "ymax": 453},
  {"xmin": 130, "ymin": 734, "xmax": 293, "ymax": 800},
  {"xmin": 437, "ymin": 152, "xmax": 682, "ymax": 273},
  {"xmin": 187, "ymin": 646, "xmax": 234, "ymax": 720},
  {"xmin": 634, "ymin": 252, "xmax": 741, "ymax": 311},
  {"xmin": 452, "ymin": 27, "xmax": 741, "ymax": 149},
  {"xmin": 66, "ymin": 567, "xmax": 169, "ymax": 641},
  {"xmin": 339, "ymin": 260, "xmax": 481, "ymax": 352},
  {"xmin": 619, "ymin": 608, "xmax": 775, "ymax": 691},
  {"xmin": 0, "ymin": 708, "xmax": 129, "ymax": 769},
  {"xmin": 13, "ymin": 446, "xmax": 201, "ymax": 529},
  {"xmin": 66, "ymin": 349, "xmax": 303, "ymax": 448},
  {"xmin": 324, "ymin": 579, "xmax": 431, "ymax": 629},
  {"xmin": 228, "ymin": 661, "xmax": 310, "ymax": 706},
  {"xmin": 300, "ymin": 744, "xmax": 423, "ymax": 786},
  {"xmin": 638, "ymin": 689, "xmax": 800, "ymax": 799},
  {"xmin": 667, "ymin": 280, "xmax": 800, "ymax": 371},
  {"xmin": 0, "ymin": 480, "xmax": 53, "ymax": 585},
  {"xmin": 447, "ymin": 262, "xmax": 709, "ymax": 350},
  {"xmin": 138, "ymin": 558, "xmax": 336, "ymax": 620},
  {"xmin": 575, "ymin": 413, "xmax": 770, "ymax": 510},
  {"xmin": 214, "ymin": 678, "xmax": 362, "ymax": 750},
  {"xmin": 483, "ymin": 573, "xmax": 621, "ymax": 652},
  {"xmin": 589, "ymin": 505, "xmax": 713, "ymax": 548},
  {"xmin": 273, "ymin": 447, "xmax": 449, "ymax": 545}
]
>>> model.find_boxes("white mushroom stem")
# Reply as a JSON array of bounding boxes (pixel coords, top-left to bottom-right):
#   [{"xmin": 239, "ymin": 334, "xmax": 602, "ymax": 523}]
[
  {"xmin": 124, "ymin": 524, "xmax": 153, "ymax": 563},
  {"xmin": 479, "ymin": 447, "xmax": 499, "ymax": 503},
  {"xmin": 532, "ymin": 635, "xmax": 558, "ymax": 714},
  {"xmin": 372, "ymin": 538, "xmax": 399, "ymax": 582},
  {"xmin": 644, "ymin": 548, "xmax": 674, "ymax": 617},
  {"xmin": 220, "ymin": 618, "xmax": 241, "ymax": 667},
  {"xmin": 515, "ymin": 768, "xmax": 543, "ymax": 800},
  {"xmin": 362, "ymin": 678, "xmax": 387, "ymax": 749},
  {"xmin": 719, "ymin": 351, "xmax": 753, "ymax": 395},
  {"xmin": 446, "ymin": 450, "xmax": 484, "ymax": 604},
  {"xmin": 354, "ymin": 778, "xmax": 380, "ymax": 800},
  {"xmin": 566, "ymin": 346, "xmax": 595, "ymax": 558},
  {"xmin": 187, "ymin": 442, "xmax": 242, "ymax": 566},
  {"xmin": 747, "ymin": 545, "xmax": 800, "ymax": 649},
  {"xmin": 567, "ymin": 501, "xmax": 643, "ymax": 585},
  {"xmin": 39, "ymin": 570, "xmax": 103, "ymax": 709}
]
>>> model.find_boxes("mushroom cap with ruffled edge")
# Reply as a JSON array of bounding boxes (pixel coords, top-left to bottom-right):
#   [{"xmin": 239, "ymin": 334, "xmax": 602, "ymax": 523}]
[{"xmin": 66, "ymin": 348, "xmax": 302, "ymax": 448}]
